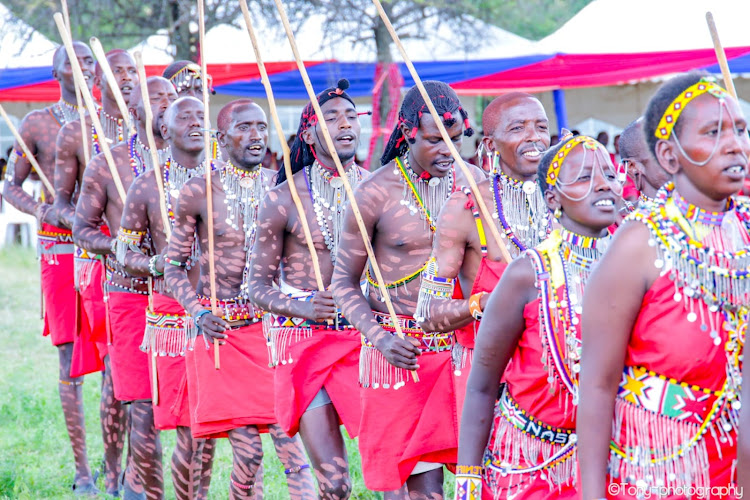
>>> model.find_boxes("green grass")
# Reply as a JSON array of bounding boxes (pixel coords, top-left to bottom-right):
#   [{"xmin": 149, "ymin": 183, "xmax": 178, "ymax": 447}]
[{"xmin": 0, "ymin": 245, "xmax": 453, "ymax": 499}]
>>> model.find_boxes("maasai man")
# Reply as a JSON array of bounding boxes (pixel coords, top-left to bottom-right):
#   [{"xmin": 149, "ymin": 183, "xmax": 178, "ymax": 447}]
[
  {"xmin": 619, "ymin": 117, "xmax": 670, "ymax": 204},
  {"xmin": 2, "ymin": 42, "xmax": 98, "ymax": 495},
  {"xmin": 332, "ymin": 81, "xmax": 484, "ymax": 496},
  {"xmin": 75, "ymin": 77, "xmax": 175, "ymax": 498},
  {"xmin": 117, "ymin": 94, "xmax": 223, "ymax": 499},
  {"xmin": 455, "ymin": 134, "xmax": 620, "ymax": 499},
  {"xmin": 415, "ymin": 92, "xmax": 552, "ymax": 416},
  {"xmin": 65, "ymin": 48, "xmax": 137, "ymax": 496},
  {"xmin": 579, "ymin": 73, "xmax": 750, "ymax": 498},
  {"xmin": 164, "ymin": 99, "xmax": 314, "ymax": 498},
  {"xmin": 247, "ymin": 79, "xmax": 366, "ymax": 500},
  {"xmin": 54, "ymin": 49, "xmax": 130, "ymax": 380}
]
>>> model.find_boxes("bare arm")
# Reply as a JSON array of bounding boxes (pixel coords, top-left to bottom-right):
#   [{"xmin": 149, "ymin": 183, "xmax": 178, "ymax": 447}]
[
  {"xmin": 247, "ymin": 187, "xmax": 326, "ymax": 321},
  {"xmin": 53, "ymin": 121, "xmax": 83, "ymax": 228},
  {"xmin": 738, "ymin": 373, "xmax": 750, "ymax": 493},
  {"xmin": 73, "ymin": 156, "xmax": 113, "ymax": 254},
  {"xmin": 120, "ymin": 173, "xmax": 154, "ymax": 277},
  {"xmin": 417, "ymin": 191, "xmax": 484, "ymax": 332},
  {"xmin": 3, "ymin": 112, "xmax": 54, "ymax": 222},
  {"xmin": 164, "ymin": 179, "xmax": 204, "ymax": 318},
  {"xmin": 457, "ymin": 256, "xmax": 535, "ymax": 465},
  {"xmin": 331, "ymin": 181, "xmax": 420, "ymax": 369},
  {"xmin": 578, "ymin": 221, "xmax": 655, "ymax": 499}
]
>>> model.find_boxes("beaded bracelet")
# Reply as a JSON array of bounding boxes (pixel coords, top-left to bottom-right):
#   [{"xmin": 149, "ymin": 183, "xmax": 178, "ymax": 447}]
[
  {"xmin": 193, "ymin": 309, "xmax": 210, "ymax": 329},
  {"xmin": 166, "ymin": 258, "xmax": 187, "ymax": 267},
  {"xmin": 284, "ymin": 464, "xmax": 310, "ymax": 475},
  {"xmin": 148, "ymin": 255, "xmax": 164, "ymax": 277},
  {"xmin": 469, "ymin": 292, "xmax": 486, "ymax": 321},
  {"xmin": 454, "ymin": 465, "xmax": 482, "ymax": 500}
]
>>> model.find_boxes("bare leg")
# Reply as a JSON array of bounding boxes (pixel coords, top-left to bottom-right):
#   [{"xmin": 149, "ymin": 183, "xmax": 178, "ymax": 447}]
[
  {"xmin": 298, "ymin": 404, "xmax": 351, "ymax": 500},
  {"xmin": 268, "ymin": 424, "xmax": 315, "ymax": 500},
  {"xmin": 254, "ymin": 462, "xmax": 265, "ymax": 499},
  {"xmin": 100, "ymin": 355, "xmax": 126, "ymax": 494},
  {"xmin": 406, "ymin": 468, "xmax": 443, "ymax": 500},
  {"xmin": 383, "ymin": 485, "xmax": 410, "ymax": 499},
  {"xmin": 227, "ymin": 425, "xmax": 264, "ymax": 499},
  {"xmin": 171, "ymin": 426, "xmax": 201, "ymax": 500},
  {"xmin": 197, "ymin": 438, "xmax": 216, "ymax": 500},
  {"xmin": 57, "ymin": 343, "xmax": 93, "ymax": 489},
  {"xmin": 129, "ymin": 401, "xmax": 163, "ymax": 499}
]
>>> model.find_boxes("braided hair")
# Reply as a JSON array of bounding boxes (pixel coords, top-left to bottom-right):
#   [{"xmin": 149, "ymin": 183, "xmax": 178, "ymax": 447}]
[
  {"xmin": 380, "ymin": 81, "xmax": 474, "ymax": 166},
  {"xmin": 277, "ymin": 78, "xmax": 356, "ymax": 185}
]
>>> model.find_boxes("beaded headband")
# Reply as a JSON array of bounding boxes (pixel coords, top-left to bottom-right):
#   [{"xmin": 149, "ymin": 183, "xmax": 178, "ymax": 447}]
[
  {"xmin": 654, "ymin": 78, "xmax": 729, "ymax": 140},
  {"xmin": 169, "ymin": 63, "xmax": 214, "ymax": 94},
  {"xmin": 546, "ymin": 135, "xmax": 600, "ymax": 188}
]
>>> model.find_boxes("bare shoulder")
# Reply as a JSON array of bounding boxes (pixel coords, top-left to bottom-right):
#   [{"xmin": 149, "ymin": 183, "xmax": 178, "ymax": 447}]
[
  {"xmin": 456, "ymin": 161, "xmax": 485, "ymax": 185},
  {"xmin": 604, "ymin": 219, "xmax": 654, "ymax": 263},
  {"xmin": 356, "ymin": 165, "xmax": 372, "ymax": 179},
  {"xmin": 497, "ymin": 253, "xmax": 537, "ymax": 301}
]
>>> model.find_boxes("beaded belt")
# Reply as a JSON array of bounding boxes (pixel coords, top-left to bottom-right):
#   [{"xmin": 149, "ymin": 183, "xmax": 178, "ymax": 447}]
[
  {"xmin": 368, "ymin": 311, "xmax": 453, "ymax": 353},
  {"xmin": 143, "ymin": 310, "xmax": 192, "ymax": 356},
  {"xmin": 38, "ymin": 228, "xmax": 74, "ymax": 256},
  {"xmin": 267, "ymin": 313, "xmax": 353, "ymax": 331},
  {"xmin": 498, "ymin": 389, "xmax": 575, "ymax": 445},
  {"xmin": 74, "ymin": 245, "xmax": 98, "ymax": 261},
  {"xmin": 104, "ymin": 255, "xmax": 149, "ymax": 294},
  {"xmin": 197, "ymin": 296, "xmax": 263, "ymax": 323},
  {"xmin": 616, "ymin": 365, "xmax": 721, "ymax": 424}
]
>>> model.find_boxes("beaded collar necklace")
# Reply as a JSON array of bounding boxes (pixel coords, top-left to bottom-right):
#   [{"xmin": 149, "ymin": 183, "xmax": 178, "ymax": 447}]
[
  {"xmin": 92, "ymin": 110, "xmax": 124, "ymax": 156},
  {"xmin": 304, "ymin": 160, "xmax": 362, "ymax": 263},
  {"xmin": 492, "ymin": 169, "xmax": 551, "ymax": 255},
  {"xmin": 394, "ymin": 155, "xmax": 455, "ymax": 233},
  {"xmin": 128, "ymin": 134, "xmax": 169, "ymax": 177}
]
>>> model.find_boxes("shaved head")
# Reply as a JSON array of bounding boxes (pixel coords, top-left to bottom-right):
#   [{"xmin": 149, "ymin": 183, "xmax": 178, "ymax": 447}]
[
  {"xmin": 217, "ymin": 99, "xmax": 256, "ymax": 133},
  {"xmin": 52, "ymin": 41, "xmax": 90, "ymax": 71},
  {"xmin": 482, "ymin": 92, "xmax": 537, "ymax": 136}
]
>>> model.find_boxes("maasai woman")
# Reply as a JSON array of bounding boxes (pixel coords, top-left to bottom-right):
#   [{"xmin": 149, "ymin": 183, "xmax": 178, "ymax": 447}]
[
  {"xmin": 455, "ymin": 133, "xmax": 622, "ymax": 499},
  {"xmin": 578, "ymin": 72, "xmax": 750, "ymax": 499}
]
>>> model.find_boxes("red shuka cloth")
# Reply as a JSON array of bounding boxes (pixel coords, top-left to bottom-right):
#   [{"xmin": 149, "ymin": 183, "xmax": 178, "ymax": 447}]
[
  {"xmin": 186, "ymin": 321, "xmax": 275, "ymax": 439},
  {"xmin": 106, "ymin": 290, "xmax": 150, "ymax": 401},
  {"xmin": 149, "ymin": 292, "xmax": 190, "ymax": 430},
  {"xmin": 358, "ymin": 348, "xmax": 458, "ymax": 491},
  {"xmin": 273, "ymin": 328, "xmax": 361, "ymax": 438},
  {"xmin": 607, "ymin": 274, "xmax": 738, "ymax": 499},
  {"xmin": 39, "ymin": 224, "xmax": 76, "ymax": 346},
  {"xmin": 70, "ymin": 259, "xmax": 107, "ymax": 377}
]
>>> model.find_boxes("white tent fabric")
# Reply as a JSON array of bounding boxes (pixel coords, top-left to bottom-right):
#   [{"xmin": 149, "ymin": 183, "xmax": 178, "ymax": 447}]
[
  {"xmin": 129, "ymin": 12, "xmax": 535, "ymax": 64},
  {"xmin": 536, "ymin": 0, "xmax": 750, "ymax": 54},
  {"xmin": 0, "ymin": 3, "xmax": 58, "ymax": 68}
]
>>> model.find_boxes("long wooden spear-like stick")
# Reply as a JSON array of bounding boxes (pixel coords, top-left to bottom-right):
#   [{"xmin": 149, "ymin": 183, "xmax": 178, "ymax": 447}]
[
  {"xmin": 706, "ymin": 12, "xmax": 738, "ymax": 100},
  {"xmin": 271, "ymin": 0, "xmax": 418, "ymax": 382},
  {"xmin": 371, "ymin": 0, "xmax": 512, "ymax": 264},
  {"xmin": 196, "ymin": 0, "xmax": 220, "ymax": 370},
  {"xmin": 0, "ymin": 104, "xmax": 55, "ymax": 193},
  {"xmin": 134, "ymin": 52, "xmax": 171, "ymax": 240},
  {"xmin": 238, "ymin": 0, "xmax": 326, "ymax": 294},
  {"xmin": 91, "ymin": 37, "xmax": 135, "ymax": 136},
  {"xmin": 59, "ymin": 0, "xmax": 90, "ymax": 168},
  {"xmin": 54, "ymin": 13, "xmax": 127, "ymax": 203}
]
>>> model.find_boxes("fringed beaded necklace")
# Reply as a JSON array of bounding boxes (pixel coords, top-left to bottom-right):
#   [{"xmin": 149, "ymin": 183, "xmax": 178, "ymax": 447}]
[
  {"xmin": 92, "ymin": 110, "xmax": 125, "ymax": 156},
  {"xmin": 394, "ymin": 155, "xmax": 454, "ymax": 232},
  {"xmin": 53, "ymin": 99, "xmax": 81, "ymax": 125},
  {"xmin": 492, "ymin": 169, "xmax": 551, "ymax": 256},
  {"xmin": 163, "ymin": 157, "xmax": 213, "ymax": 270},
  {"xmin": 304, "ymin": 160, "xmax": 362, "ymax": 263},
  {"xmin": 221, "ymin": 160, "xmax": 268, "ymax": 298},
  {"xmin": 128, "ymin": 134, "xmax": 169, "ymax": 177}
]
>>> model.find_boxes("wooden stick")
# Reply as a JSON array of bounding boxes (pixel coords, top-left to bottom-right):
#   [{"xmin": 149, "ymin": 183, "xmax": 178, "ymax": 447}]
[
  {"xmin": 59, "ymin": 0, "xmax": 90, "ymax": 168},
  {"xmin": 706, "ymin": 12, "xmax": 738, "ymax": 100},
  {"xmin": 238, "ymin": 0, "xmax": 326, "ymax": 293},
  {"xmin": 134, "ymin": 52, "xmax": 171, "ymax": 240},
  {"xmin": 196, "ymin": 0, "xmax": 220, "ymax": 370},
  {"xmin": 272, "ymin": 0, "xmax": 418, "ymax": 382},
  {"xmin": 0, "ymin": 104, "xmax": 55, "ymax": 193},
  {"xmin": 371, "ymin": 0, "xmax": 512, "ymax": 264},
  {"xmin": 54, "ymin": 14, "xmax": 127, "ymax": 203},
  {"xmin": 90, "ymin": 37, "xmax": 135, "ymax": 136}
]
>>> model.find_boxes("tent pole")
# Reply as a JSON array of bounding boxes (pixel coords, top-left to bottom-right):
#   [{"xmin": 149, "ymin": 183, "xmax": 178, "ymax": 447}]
[{"xmin": 553, "ymin": 89, "xmax": 568, "ymax": 134}]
